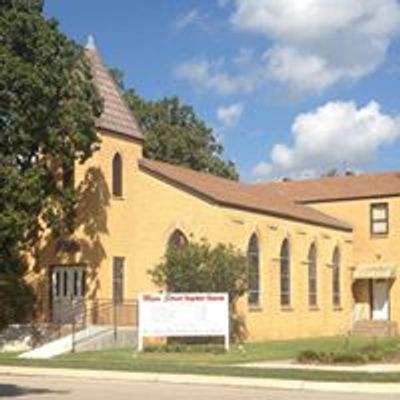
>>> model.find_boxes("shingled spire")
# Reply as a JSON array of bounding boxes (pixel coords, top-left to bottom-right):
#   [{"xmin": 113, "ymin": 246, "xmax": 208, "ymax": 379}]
[
  {"xmin": 85, "ymin": 36, "xmax": 143, "ymax": 141},
  {"xmin": 86, "ymin": 34, "xmax": 96, "ymax": 50}
]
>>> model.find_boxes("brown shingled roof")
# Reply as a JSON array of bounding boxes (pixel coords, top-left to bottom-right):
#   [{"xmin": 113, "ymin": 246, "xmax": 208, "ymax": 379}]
[
  {"xmin": 139, "ymin": 159, "xmax": 352, "ymax": 231},
  {"xmin": 249, "ymin": 172, "xmax": 400, "ymax": 203},
  {"xmin": 85, "ymin": 47, "xmax": 143, "ymax": 141}
]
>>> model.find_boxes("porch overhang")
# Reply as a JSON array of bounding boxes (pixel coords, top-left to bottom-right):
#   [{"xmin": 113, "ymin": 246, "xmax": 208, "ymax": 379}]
[{"xmin": 353, "ymin": 264, "xmax": 397, "ymax": 280}]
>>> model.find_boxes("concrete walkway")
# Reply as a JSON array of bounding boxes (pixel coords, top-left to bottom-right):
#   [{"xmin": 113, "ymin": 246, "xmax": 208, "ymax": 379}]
[
  {"xmin": 240, "ymin": 359, "xmax": 400, "ymax": 372},
  {"xmin": 1, "ymin": 365, "xmax": 400, "ymax": 395}
]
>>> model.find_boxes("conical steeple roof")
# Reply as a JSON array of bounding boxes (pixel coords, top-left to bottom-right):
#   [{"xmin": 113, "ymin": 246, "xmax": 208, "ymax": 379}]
[{"xmin": 85, "ymin": 37, "xmax": 143, "ymax": 141}]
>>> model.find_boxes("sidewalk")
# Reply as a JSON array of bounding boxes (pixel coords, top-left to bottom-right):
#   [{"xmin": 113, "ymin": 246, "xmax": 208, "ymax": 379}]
[
  {"xmin": 240, "ymin": 359, "xmax": 400, "ymax": 373},
  {"xmin": 1, "ymin": 365, "xmax": 400, "ymax": 394}
]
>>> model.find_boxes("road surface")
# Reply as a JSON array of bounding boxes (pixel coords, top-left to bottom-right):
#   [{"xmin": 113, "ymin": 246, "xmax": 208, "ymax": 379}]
[{"xmin": 1, "ymin": 375, "xmax": 400, "ymax": 399}]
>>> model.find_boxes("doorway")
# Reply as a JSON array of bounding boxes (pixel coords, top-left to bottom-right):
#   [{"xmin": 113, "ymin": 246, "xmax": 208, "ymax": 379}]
[
  {"xmin": 51, "ymin": 265, "xmax": 86, "ymax": 324},
  {"xmin": 372, "ymin": 280, "xmax": 389, "ymax": 321}
]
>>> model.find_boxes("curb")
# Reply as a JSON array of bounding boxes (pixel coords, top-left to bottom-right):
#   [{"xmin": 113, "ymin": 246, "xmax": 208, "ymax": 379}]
[{"xmin": 1, "ymin": 366, "xmax": 400, "ymax": 394}]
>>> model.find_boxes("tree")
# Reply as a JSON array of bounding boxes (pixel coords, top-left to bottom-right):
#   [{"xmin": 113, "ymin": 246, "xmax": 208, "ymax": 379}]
[
  {"xmin": 109, "ymin": 69, "xmax": 238, "ymax": 180},
  {"xmin": 321, "ymin": 168, "xmax": 354, "ymax": 177},
  {"xmin": 0, "ymin": 0, "xmax": 102, "ymax": 326},
  {"xmin": 149, "ymin": 239, "xmax": 248, "ymax": 341},
  {"xmin": 322, "ymin": 169, "xmax": 339, "ymax": 177},
  {"xmin": 0, "ymin": 273, "xmax": 34, "ymax": 329}
]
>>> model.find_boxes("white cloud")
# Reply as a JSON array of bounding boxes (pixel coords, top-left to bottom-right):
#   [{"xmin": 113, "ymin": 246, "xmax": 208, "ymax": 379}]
[
  {"xmin": 252, "ymin": 101, "xmax": 400, "ymax": 178},
  {"xmin": 174, "ymin": 59, "xmax": 258, "ymax": 95},
  {"xmin": 264, "ymin": 47, "xmax": 342, "ymax": 94},
  {"xmin": 175, "ymin": 9, "xmax": 200, "ymax": 30},
  {"xmin": 231, "ymin": 0, "xmax": 400, "ymax": 94},
  {"xmin": 217, "ymin": 103, "xmax": 244, "ymax": 127}
]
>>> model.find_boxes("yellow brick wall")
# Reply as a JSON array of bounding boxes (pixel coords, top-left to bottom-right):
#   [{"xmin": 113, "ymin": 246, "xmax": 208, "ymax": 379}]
[
  {"xmin": 311, "ymin": 198, "xmax": 400, "ymax": 326},
  {"xmin": 34, "ymin": 131, "xmax": 355, "ymax": 341},
  {"xmin": 219, "ymin": 207, "xmax": 353, "ymax": 341}
]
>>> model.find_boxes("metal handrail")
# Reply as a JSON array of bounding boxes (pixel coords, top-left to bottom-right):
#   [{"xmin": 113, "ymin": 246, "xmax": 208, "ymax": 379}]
[{"xmin": 0, "ymin": 296, "xmax": 138, "ymax": 349}]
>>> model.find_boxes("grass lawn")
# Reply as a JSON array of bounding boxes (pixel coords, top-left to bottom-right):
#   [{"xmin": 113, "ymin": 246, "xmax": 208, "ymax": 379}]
[{"xmin": 1, "ymin": 336, "xmax": 400, "ymax": 382}]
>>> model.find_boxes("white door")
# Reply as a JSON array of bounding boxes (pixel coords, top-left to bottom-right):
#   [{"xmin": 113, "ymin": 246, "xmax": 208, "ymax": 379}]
[
  {"xmin": 372, "ymin": 280, "xmax": 389, "ymax": 321},
  {"xmin": 52, "ymin": 266, "xmax": 86, "ymax": 324}
]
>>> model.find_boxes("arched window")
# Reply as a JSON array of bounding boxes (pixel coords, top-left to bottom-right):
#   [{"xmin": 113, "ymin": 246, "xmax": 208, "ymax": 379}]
[
  {"xmin": 332, "ymin": 247, "xmax": 341, "ymax": 307},
  {"xmin": 247, "ymin": 234, "xmax": 260, "ymax": 306},
  {"xmin": 168, "ymin": 229, "xmax": 188, "ymax": 250},
  {"xmin": 112, "ymin": 153, "xmax": 123, "ymax": 197},
  {"xmin": 280, "ymin": 238, "xmax": 291, "ymax": 307},
  {"xmin": 308, "ymin": 243, "xmax": 317, "ymax": 307}
]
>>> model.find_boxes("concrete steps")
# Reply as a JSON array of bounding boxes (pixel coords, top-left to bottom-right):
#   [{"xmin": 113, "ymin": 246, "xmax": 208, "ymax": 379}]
[{"xmin": 352, "ymin": 320, "xmax": 398, "ymax": 337}]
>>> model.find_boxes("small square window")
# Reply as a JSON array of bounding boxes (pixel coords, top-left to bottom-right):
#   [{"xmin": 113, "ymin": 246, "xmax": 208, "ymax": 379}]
[{"xmin": 370, "ymin": 203, "xmax": 389, "ymax": 235}]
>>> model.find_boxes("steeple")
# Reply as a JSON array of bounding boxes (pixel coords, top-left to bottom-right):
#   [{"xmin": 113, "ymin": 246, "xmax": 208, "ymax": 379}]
[
  {"xmin": 84, "ymin": 36, "xmax": 143, "ymax": 141},
  {"xmin": 86, "ymin": 34, "xmax": 96, "ymax": 50}
]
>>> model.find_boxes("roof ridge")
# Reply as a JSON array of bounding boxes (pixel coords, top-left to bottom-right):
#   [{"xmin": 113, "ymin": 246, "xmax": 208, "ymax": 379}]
[
  {"xmin": 248, "ymin": 170, "xmax": 400, "ymax": 203},
  {"xmin": 139, "ymin": 158, "xmax": 352, "ymax": 232},
  {"xmin": 253, "ymin": 170, "xmax": 400, "ymax": 187},
  {"xmin": 139, "ymin": 158, "xmax": 242, "ymax": 186}
]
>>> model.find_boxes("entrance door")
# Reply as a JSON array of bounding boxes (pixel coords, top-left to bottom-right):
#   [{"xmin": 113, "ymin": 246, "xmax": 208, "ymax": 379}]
[
  {"xmin": 372, "ymin": 280, "xmax": 389, "ymax": 321},
  {"xmin": 51, "ymin": 266, "xmax": 86, "ymax": 324}
]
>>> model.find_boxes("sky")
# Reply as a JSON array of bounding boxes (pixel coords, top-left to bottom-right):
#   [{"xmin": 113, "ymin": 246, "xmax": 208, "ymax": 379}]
[{"xmin": 45, "ymin": 0, "xmax": 400, "ymax": 182}]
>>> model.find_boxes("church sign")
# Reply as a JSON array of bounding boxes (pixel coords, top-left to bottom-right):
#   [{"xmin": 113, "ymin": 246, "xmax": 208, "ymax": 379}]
[{"xmin": 138, "ymin": 293, "xmax": 230, "ymax": 351}]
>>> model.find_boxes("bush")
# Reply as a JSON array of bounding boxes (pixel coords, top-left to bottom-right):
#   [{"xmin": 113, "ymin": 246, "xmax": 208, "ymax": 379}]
[
  {"xmin": 144, "ymin": 343, "xmax": 226, "ymax": 354},
  {"xmin": 331, "ymin": 352, "xmax": 366, "ymax": 364},
  {"xmin": 297, "ymin": 349, "xmax": 369, "ymax": 365},
  {"xmin": 361, "ymin": 343, "xmax": 389, "ymax": 362},
  {"xmin": 297, "ymin": 350, "xmax": 326, "ymax": 364},
  {"xmin": 297, "ymin": 339, "xmax": 397, "ymax": 365},
  {"xmin": 365, "ymin": 350, "xmax": 384, "ymax": 362},
  {"xmin": 148, "ymin": 239, "xmax": 249, "ymax": 342}
]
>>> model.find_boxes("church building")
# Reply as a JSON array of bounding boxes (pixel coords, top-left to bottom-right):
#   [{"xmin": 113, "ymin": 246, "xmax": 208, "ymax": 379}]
[{"xmin": 28, "ymin": 41, "xmax": 400, "ymax": 341}]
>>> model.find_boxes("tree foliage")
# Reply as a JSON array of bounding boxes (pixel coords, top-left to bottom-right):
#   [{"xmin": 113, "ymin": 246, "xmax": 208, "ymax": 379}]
[
  {"xmin": 109, "ymin": 69, "xmax": 238, "ymax": 180},
  {"xmin": 149, "ymin": 239, "xmax": 248, "ymax": 340},
  {"xmin": 0, "ymin": 273, "xmax": 34, "ymax": 329},
  {"xmin": 321, "ymin": 168, "xmax": 354, "ymax": 177},
  {"xmin": 0, "ymin": 0, "xmax": 102, "ymax": 322}
]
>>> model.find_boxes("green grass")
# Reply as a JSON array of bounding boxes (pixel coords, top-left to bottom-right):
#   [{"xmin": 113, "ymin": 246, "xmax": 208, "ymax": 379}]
[{"xmin": 1, "ymin": 337, "xmax": 400, "ymax": 383}]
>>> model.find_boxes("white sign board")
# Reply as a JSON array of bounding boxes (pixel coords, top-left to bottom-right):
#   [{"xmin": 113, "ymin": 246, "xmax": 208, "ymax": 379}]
[{"xmin": 138, "ymin": 293, "xmax": 229, "ymax": 350}]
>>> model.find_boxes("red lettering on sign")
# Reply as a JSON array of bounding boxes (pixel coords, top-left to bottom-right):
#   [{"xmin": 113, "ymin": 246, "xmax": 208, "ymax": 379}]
[{"xmin": 207, "ymin": 295, "xmax": 225, "ymax": 301}]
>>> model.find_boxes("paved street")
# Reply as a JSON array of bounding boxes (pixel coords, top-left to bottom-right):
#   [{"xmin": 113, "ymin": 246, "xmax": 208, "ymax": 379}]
[{"xmin": 1, "ymin": 375, "xmax": 400, "ymax": 400}]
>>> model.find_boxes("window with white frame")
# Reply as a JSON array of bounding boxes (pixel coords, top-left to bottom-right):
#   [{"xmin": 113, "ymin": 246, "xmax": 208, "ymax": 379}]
[{"xmin": 370, "ymin": 203, "xmax": 389, "ymax": 235}]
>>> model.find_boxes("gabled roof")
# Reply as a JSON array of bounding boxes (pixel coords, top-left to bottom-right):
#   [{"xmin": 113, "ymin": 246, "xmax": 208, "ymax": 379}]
[
  {"xmin": 85, "ymin": 45, "xmax": 143, "ymax": 141},
  {"xmin": 249, "ymin": 172, "xmax": 400, "ymax": 203},
  {"xmin": 139, "ymin": 159, "xmax": 352, "ymax": 232}
]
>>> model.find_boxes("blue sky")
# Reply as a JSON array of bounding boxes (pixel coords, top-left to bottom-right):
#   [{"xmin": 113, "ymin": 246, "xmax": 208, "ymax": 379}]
[{"xmin": 45, "ymin": 1, "xmax": 400, "ymax": 181}]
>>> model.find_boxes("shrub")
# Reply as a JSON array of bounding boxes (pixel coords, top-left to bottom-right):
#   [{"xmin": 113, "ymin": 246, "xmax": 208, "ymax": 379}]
[
  {"xmin": 148, "ymin": 239, "xmax": 249, "ymax": 341},
  {"xmin": 297, "ymin": 350, "xmax": 325, "ymax": 364},
  {"xmin": 144, "ymin": 343, "xmax": 226, "ymax": 354},
  {"xmin": 297, "ymin": 339, "xmax": 400, "ymax": 365},
  {"xmin": 298, "ymin": 349, "xmax": 368, "ymax": 365},
  {"xmin": 331, "ymin": 352, "xmax": 366, "ymax": 364}
]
